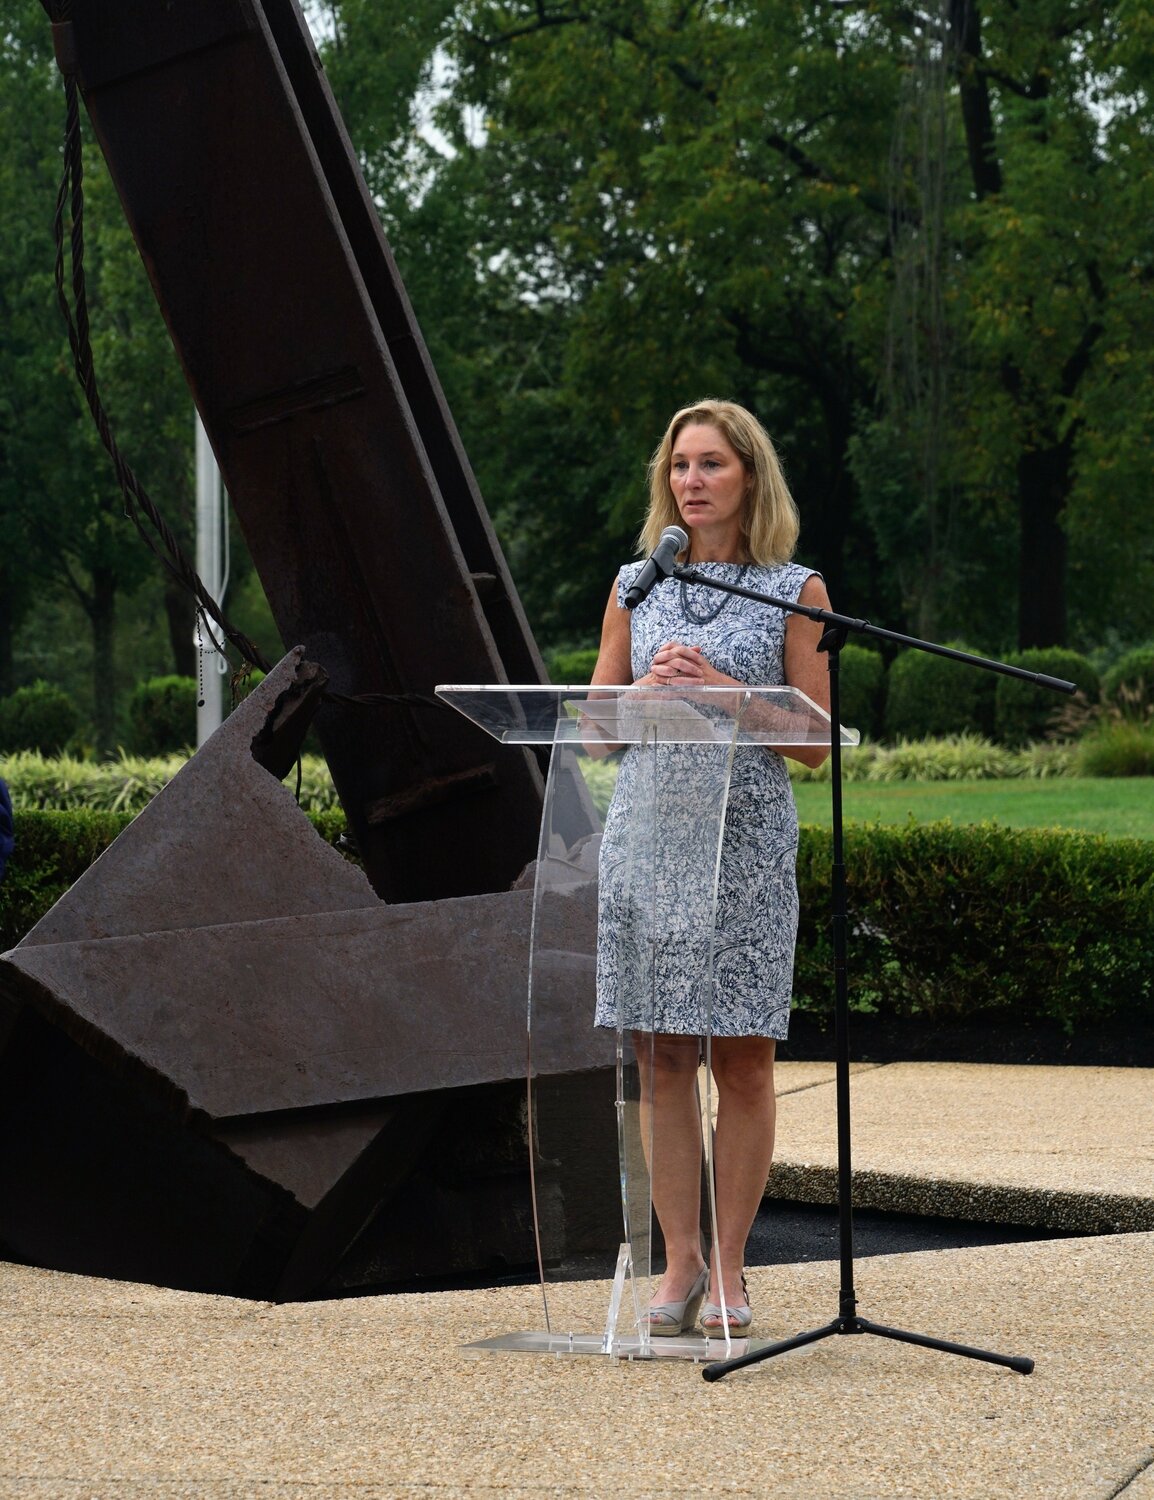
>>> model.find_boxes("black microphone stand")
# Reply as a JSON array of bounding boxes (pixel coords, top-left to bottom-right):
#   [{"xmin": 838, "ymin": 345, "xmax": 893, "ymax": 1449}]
[{"xmin": 666, "ymin": 566, "xmax": 1074, "ymax": 1383}]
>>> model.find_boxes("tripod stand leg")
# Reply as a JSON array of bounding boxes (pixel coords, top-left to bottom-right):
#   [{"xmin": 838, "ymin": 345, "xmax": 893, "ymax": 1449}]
[
  {"xmin": 855, "ymin": 1316, "xmax": 1035, "ymax": 1375},
  {"xmin": 703, "ymin": 1315, "xmax": 1034, "ymax": 1381},
  {"xmin": 701, "ymin": 1319, "xmax": 841, "ymax": 1381}
]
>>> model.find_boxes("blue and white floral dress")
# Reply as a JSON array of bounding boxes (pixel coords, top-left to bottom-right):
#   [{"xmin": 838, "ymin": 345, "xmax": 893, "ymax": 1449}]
[{"xmin": 594, "ymin": 560, "xmax": 818, "ymax": 1040}]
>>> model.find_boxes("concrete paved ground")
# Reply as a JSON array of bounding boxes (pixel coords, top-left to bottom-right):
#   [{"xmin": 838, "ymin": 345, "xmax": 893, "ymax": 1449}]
[
  {"xmin": 2, "ymin": 1061, "xmax": 1152, "ymax": 1499},
  {"xmin": 771, "ymin": 1060, "xmax": 1154, "ymax": 1234}
]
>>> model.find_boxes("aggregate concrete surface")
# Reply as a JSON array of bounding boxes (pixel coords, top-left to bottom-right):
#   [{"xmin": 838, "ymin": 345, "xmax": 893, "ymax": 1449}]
[
  {"xmin": 1, "ymin": 1061, "xmax": 1152, "ymax": 1499},
  {"xmin": 770, "ymin": 1060, "xmax": 1154, "ymax": 1234}
]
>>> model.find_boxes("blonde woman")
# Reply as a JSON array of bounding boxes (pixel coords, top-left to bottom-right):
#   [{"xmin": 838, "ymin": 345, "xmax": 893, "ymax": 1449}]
[{"xmin": 591, "ymin": 399, "xmax": 831, "ymax": 1336}]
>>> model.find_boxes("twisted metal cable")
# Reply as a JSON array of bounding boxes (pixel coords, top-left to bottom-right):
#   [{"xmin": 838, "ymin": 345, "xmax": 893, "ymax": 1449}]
[
  {"xmin": 44, "ymin": 9, "xmax": 447, "ymax": 716},
  {"xmin": 49, "ymin": 32, "xmax": 270, "ymax": 676}
]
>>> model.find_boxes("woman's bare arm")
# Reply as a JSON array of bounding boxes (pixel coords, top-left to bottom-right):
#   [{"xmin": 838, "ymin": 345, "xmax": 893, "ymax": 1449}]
[
  {"xmin": 590, "ymin": 579, "xmax": 633, "ymax": 689},
  {"xmin": 782, "ymin": 574, "xmax": 833, "ymax": 768},
  {"xmin": 579, "ymin": 578, "xmax": 635, "ymax": 756}
]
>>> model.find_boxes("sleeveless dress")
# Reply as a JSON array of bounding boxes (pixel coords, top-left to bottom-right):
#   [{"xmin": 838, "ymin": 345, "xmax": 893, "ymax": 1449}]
[{"xmin": 594, "ymin": 560, "xmax": 818, "ymax": 1039}]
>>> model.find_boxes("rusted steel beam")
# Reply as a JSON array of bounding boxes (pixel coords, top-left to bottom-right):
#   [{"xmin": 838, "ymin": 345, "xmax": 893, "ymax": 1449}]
[
  {"xmin": 0, "ymin": 655, "xmax": 612, "ymax": 1297},
  {"xmin": 18, "ymin": 0, "xmax": 610, "ymax": 1297},
  {"xmin": 50, "ymin": 0, "xmax": 563, "ymax": 902}
]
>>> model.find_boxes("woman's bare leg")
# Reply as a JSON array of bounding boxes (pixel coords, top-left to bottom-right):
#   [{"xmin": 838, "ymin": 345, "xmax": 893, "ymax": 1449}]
[
  {"xmin": 633, "ymin": 1031, "xmax": 707, "ymax": 1301},
  {"xmin": 707, "ymin": 1036, "xmax": 776, "ymax": 1310}
]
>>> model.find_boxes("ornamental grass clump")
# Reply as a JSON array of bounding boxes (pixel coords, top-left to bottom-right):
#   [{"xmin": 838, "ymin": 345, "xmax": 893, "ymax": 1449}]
[
  {"xmin": 1076, "ymin": 720, "xmax": 1154, "ymax": 778},
  {"xmin": 1012, "ymin": 740, "xmax": 1078, "ymax": 778},
  {"xmin": 1102, "ymin": 645, "xmax": 1154, "ymax": 719},
  {"xmin": 0, "ymin": 750, "xmax": 186, "ymax": 812},
  {"xmin": 789, "ymin": 735, "xmax": 1077, "ymax": 783},
  {"xmin": 0, "ymin": 750, "xmax": 342, "ymax": 815},
  {"xmin": 869, "ymin": 733, "xmax": 1016, "ymax": 782}
]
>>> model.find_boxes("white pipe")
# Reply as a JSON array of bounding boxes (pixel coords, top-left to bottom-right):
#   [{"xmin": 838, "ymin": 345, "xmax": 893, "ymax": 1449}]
[{"xmin": 194, "ymin": 413, "xmax": 228, "ymax": 747}]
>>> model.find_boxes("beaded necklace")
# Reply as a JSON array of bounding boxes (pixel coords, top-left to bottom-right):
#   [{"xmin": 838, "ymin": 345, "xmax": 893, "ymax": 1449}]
[{"xmin": 679, "ymin": 564, "xmax": 751, "ymax": 626}]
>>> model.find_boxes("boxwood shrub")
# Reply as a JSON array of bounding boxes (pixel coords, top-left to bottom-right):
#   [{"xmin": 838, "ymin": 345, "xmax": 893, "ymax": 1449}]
[
  {"xmin": 794, "ymin": 821, "xmax": 1154, "ymax": 1035},
  {"xmin": 837, "ymin": 644, "xmax": 886, "ymax": 741},
  {"xmin": 127, "ymin": 676, "xmax": 199, "ymax": 755},
  {"xmin": 0, "ymin": 807, "xmax": 349, "ymax": 952},
  {"xmin": 993, "ymin": 648, "xmax": 1099, "ymax": 747},
  {"xmin": 884, "ymin": 644, "xmax": 997, "ymax": 741},
  {"xmin": 0, "ymin": 681, "xmax": 81, "ymax": 755},
  {"xmin": 4, "ymin": 812, "xmax": 1152, "ymax": 1040}
]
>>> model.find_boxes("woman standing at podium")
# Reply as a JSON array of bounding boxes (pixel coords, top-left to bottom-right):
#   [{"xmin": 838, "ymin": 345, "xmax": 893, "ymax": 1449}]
[{"xmin": 590, "ymin": 398, "xmax": 832, "ymax": 1337}]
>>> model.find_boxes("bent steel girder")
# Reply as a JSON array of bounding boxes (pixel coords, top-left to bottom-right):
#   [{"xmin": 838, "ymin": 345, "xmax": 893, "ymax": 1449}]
[
  {"xmin": 50, "ymin": 0, "xmax": 560, "ymax": 903},
  {"xmin": 5, "ymin": 0, "xmax": 613, "ymax": 1298},
  {"xmin": 0, "ymin": 654, "xmax": 613, "ymax": 1299}
]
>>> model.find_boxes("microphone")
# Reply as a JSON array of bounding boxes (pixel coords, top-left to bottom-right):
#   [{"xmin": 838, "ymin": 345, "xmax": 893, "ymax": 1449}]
[{"xmin": 624, "ymin": 525, "xmax": 688, "ymax": 610}]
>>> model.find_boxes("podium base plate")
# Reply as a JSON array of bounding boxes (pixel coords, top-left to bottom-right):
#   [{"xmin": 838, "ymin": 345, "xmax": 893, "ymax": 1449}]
[{"xmin": 462, "ymin": 1330, "xmax": 773, "ymax": 1363}]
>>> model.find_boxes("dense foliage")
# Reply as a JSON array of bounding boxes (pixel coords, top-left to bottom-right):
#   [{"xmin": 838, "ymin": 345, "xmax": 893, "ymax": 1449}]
[
  {"xmin": 0, "ymin": 680, "xmax": 80, "ymax": 754},
  {"xmin": 993, "ymin": 649, "xmax": 1100, "ymax": 746},
  {"xmin": 321, "ymin": 0, "xmax": 1154, "ymax": 658},
  {"xmin": 883, "ymin": 643, "xmax": 997, "ymax": 740},
  {"xmin": 836, "ymin": 645, "xmax": 887, "ymax": 743},
  {"xmin": 1102, "ymin": 645, "xmax": 1154, "ymax": 716},
  {"xmin": 2, "ymin": 0, "xmax": 1152, "ymax": 736},
  {"xmin": 794, "ymin": 822, "xmax": 1154, "ymax": 1034},
  {"xmin": 126, "ymin": 676, "xmax": 199, "ymax": 756},
  {"xmin": 3, "ymin": 805, "xmax": 1149, "ymax": 1037}
]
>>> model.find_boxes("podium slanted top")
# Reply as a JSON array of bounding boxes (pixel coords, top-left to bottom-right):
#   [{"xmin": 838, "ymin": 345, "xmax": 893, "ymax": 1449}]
[{"xmin": 436, "ymin": 684, "xmax": 859, "ymax": 747}]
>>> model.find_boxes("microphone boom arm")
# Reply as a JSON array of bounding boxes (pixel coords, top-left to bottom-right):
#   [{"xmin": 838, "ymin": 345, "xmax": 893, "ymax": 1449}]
[{"xmin": 672, "ymin": 567, "xmax": 1077, "ymax": 694}]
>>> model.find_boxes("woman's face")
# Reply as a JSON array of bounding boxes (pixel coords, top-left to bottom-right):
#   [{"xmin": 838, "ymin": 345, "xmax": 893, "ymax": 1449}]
[{"xmin": 669, "ymin": 423, "xmax": 748, "ymax": 539}]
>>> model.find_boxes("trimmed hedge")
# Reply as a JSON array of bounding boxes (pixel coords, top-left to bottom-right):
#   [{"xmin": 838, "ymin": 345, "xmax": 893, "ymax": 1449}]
[
  {"xmin": 794, "ymin": 821, "xmax": 1154, "ymax": 1034},
  {"xmin": 127, "ymin": 676, "xmax": 199, "ymax": 755},
  {"xmin": 0, "ymin": 681, "xmax": 81, "ymax": 754},
  {"xmin": 993, "ymin": 648, "xmax": 1099, "ymax": 747},
  {"xmin": 2, "ymin": 810, "xmax": 1151, "ymax": 1038},
  {"xmin": 884, "ymin": 644, "xmax": 997, "ymax": 741},
  {"xmin": 0, "ymin": 809, "xmax": 133, "ymax": 950},
  {"xmin": 0, "ymin": 807, "xmax": 349, "ymax": 952}
]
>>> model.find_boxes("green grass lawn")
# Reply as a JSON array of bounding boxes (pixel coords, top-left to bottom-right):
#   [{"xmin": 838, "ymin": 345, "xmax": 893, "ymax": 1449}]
[{"xmin": 792, "ymin": 775, "xmax": 1154, "ymax": 839}]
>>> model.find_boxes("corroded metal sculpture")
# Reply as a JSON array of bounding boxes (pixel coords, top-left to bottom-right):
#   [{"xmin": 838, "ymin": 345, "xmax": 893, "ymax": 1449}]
[{"xmin": 0, "ymin": 0, "xmax": 610, "ymax": 1297}]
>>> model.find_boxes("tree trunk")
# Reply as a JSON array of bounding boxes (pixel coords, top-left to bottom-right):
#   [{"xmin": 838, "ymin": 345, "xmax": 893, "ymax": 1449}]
[
  {"xmin": 1016, "ymin": 440, "xmax": 1069, "ymax": 649},
  {"xmin": 730, "ymin": 318, "xmax": 858, "ymax": 606},
  {"xmin": 88, "ymin": 567, "xmax": 119, "ymax": 756},
  {"xmin": 809, "ymin": 391, "xmax": 856, "ymax": 608},
  {"xmin": 164, "ymin": 573, "xmax": 197, "ymax": 678},
  {"xmin": 0, "ymin": 582, "xmax": 14, "ymax": 701},
  {"xmin": 948, "ymin": 0, "xmax": 1003, "ymax": 201}
]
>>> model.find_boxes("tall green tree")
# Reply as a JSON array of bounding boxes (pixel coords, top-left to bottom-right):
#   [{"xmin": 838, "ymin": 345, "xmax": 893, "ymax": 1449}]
[
  {"xmin": 322, "ymin": 0, "xmax": 1154, "ymax": 655},
  {"xmin": 938, "ymin": 0, "xmax": 1154, "ymax": 649},
  {"xmin": 0, "ymin": 8, "xmax": 71, "ymax": 697},
  {"xmin": 1, "ymin": 8, "xmax": 210, "ymax": 747}
]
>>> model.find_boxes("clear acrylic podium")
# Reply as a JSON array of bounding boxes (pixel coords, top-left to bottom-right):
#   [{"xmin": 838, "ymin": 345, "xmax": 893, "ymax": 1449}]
[{"xmin": 437, "ymin": 683, "xmax": 858, "ymax": 1361}]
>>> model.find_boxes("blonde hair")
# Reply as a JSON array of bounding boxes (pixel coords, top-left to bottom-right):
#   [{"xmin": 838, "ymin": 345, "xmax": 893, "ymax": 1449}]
[{"xmin": 638, "ymin": 398, "xmax": 800, "ymax": 565}]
